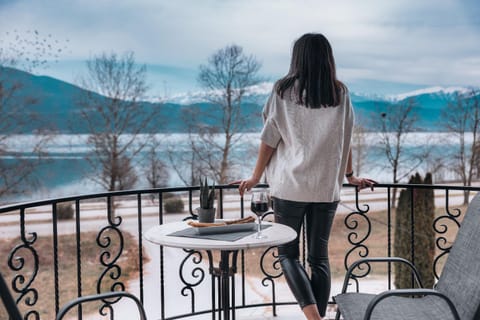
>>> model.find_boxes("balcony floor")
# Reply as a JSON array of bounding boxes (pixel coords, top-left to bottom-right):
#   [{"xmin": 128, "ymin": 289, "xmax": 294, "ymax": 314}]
[
  {"xmin": 235, "ymin": 305, "xmax": 338, "ymax": 319},
  {"xmin": 174, "ymin": 304, "xmax": 337, "ymax": 319}
]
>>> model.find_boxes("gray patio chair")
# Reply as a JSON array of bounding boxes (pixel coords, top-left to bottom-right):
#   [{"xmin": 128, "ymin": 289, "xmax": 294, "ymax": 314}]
[
  {"xmin": 334, "ymin": 192, "xmax": 480, "ymax": 320},
  {"xmin": 0, "ymin": 270, "xmax": 147, "ymax": 320}
]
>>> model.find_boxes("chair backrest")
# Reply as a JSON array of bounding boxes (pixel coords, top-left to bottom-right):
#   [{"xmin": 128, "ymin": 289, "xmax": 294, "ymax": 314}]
[
  {"xmin": 435, "ymin": 192, "xmax": 480, "ymax": 320},
  {"xmin": 2, "ymin": 271, "xmax": 147, "ymax": 320}
]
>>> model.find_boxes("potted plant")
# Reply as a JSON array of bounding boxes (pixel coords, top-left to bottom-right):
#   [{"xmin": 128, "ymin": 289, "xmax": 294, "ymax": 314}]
[{"xmin": 197, "ymin": 177, "xmax": 216, "ymax": 223}]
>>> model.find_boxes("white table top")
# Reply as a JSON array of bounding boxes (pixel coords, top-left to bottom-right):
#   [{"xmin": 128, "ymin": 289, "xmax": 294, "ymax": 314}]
[{"xmin": 144, "ymin": 220, "xmax": 297, "ymax": 251}]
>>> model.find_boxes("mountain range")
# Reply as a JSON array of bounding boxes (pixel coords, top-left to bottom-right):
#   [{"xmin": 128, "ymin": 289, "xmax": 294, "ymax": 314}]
[{"xmin": 1, "ymin": 66, "xmax": 474, "ymax": 133}]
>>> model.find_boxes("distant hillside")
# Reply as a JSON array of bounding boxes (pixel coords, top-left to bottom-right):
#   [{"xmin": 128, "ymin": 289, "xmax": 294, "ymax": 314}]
[
  {"xmin": 0, "ymin": 66, "xmax": 264, "ymax": 133},
  {"xmin": 0, "ymin": 66, "xmax": 473, "ymax": 133},
  {"xmin": 164, "ymin": 82, "xmax": 471, "ymax": 131},
  {"xmin": 352, "ymin": 91, "xmax": 456, "ymax": 130}
]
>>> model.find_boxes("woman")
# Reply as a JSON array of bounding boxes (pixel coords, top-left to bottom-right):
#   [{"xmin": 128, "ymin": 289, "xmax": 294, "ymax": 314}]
[{"xmin": 233, "ymin": 33, "xmax": 376, "ymax": 319}]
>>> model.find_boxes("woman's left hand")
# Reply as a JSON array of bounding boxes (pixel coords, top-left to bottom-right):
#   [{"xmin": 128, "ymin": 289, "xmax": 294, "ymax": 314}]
[{"xmin": 347, "ymin": 176, "xmax": 377, "ymax": 191}]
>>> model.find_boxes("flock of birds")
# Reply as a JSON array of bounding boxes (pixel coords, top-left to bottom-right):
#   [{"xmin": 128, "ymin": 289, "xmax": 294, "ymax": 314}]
[{"xmin": 0, "ymin": 29, "xmax": 71, "ymax": 71}]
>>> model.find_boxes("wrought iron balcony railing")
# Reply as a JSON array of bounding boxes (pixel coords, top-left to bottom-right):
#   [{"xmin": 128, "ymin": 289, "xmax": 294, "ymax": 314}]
[{"xmin": 0, "ymin": 183, "xmax": 478, "ymax": 319}]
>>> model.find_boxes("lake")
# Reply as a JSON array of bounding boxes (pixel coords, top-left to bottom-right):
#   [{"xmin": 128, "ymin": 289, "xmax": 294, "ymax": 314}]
[{"xmin": 1, "ymin": 132, "xmax": 473, "ymax": 202}]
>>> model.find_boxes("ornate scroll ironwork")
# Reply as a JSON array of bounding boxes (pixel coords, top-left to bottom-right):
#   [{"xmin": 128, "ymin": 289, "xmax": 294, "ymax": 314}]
[
  {"xmin": 1, "ymin": 183, "xmax": 478, "ymax": 319},
  {"xmin": 259, "ymin": 245, "xmax": 281, "ymax": 314},
  {"xmin": 259, "ymin": 210, "xmax": 283, "ymax": 293},
  {"xmin": 343, "ymin": 191, "xmax": 372, "ymax": 279},
  {"xmin": 260, "ymin": 246, "xmax": 282, "ymax": 280},
  {"xmin": 432, "ymin": 189, "xmax": 462, "ymax": 280},
  {"xmin": 178, "ymin": 249, "xmax": 206, "ymax": 313},
  {"xmin": 95, "ymin": 199, "xmax": 125, "ymax": 318},
  {"xmin": 7, "ymin": 209, "xmax": 40, "ymax": 320}
]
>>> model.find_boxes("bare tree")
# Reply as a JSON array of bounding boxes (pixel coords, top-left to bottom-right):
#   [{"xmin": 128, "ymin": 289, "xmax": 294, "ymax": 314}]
[
  {"xmin": 178, "ymin": 44, "xmax": 262, "ymax": 184},
  {"xmin": 166, "ymin": 125, "xmax": 210, "ymax": 187},
  {"xmin": 0, "ymin": 30, "xmax": 66, "ymax": 200},
  {"xmin": 351, "ymin": 125, "xmax": 369, "ymax": 176},
  {"xmin": 440, "ymin": 89, "xmax": 480, "ymax": 204},
  {"xmin": 375, "ymin": 98, "xmax": 429, "ymax": 207},
  {"xmin": 78, "ymin": 51, "xmax": 160, "ymax": 191},
  {"xmin": 475, "ymin": 141, "xmax": 480, "ymax": 179},
  {"xmin": 144, "ymin": 145, "xmax": 169, "ymax": 189},
  {"xmin": 425, "ymin": 154, "xmax": 448, "ymax": 182}
]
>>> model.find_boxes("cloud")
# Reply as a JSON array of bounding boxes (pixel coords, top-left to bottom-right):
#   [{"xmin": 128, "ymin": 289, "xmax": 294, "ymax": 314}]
[{"xmin": 0, "ymin": 0, "xmax": 479, "ymax": 94}]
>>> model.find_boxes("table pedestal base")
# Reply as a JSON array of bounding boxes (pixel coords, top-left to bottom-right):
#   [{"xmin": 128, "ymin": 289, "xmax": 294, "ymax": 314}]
[{"xmin": 208, "ymin": 250, "xmax": 239, "ymax": 320}]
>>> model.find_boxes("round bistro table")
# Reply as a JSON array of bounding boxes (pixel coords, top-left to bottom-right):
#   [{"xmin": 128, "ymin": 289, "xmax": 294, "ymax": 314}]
[{"xmin": 144, "ymin": 220, "xmax": 296, "ymax": 320}]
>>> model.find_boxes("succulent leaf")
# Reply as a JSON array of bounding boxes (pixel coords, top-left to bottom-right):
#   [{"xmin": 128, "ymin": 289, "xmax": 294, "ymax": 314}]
[{"xmin": 199, "ymin": 177, "xmax": 215, "ymax": 209}]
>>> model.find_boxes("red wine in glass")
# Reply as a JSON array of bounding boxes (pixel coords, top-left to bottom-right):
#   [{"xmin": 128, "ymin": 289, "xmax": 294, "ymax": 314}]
[
  {"xmin": 251, "ymin": 202, "xmax": 268, "ymax": 215},
  {"xmin": 250, "ymin": 189, "xmax": 269, "ymax": 239}
]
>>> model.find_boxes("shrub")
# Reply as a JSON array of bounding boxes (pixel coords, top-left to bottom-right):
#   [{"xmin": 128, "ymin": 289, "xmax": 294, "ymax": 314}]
[
  {"xmin": 394, "ymin": 172, "xmax": 435, "ymax": 289},
  {"xmin": 164, "ymin": 197, "xmax": 184, "ymax": 213},
  {"xmin": 162, "ymin": 192, "xmax": 176, "ymax": 199},
  {"xmin": 57, "ymin": 202, "xmax": 74, "ymax": 220}
]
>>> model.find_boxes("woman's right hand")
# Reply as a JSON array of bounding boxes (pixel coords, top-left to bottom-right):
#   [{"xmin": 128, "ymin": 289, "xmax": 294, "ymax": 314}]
[
  {"xmin": 230, "ymin": 176, "xmax": 260, "ymax": 197},
  {"xmin": 347, "ymin": 175, "xmax": 377, "ymax": 191}
]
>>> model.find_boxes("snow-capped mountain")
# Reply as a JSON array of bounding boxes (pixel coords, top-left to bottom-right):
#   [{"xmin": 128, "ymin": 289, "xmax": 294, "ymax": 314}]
[
  {"xmin": 160, "ymin": 82, "xmax": 389, "ymax": 105},
  {"xmin": 387, "ymin": 86, "xmax": 472, "ymax": 101},
  {"xmin": 155, "ymin": 81, "xmax": 274, "ymax": 105},
  {"xmin": 160, "ymin": 83, "xmax": 475, "ymax": 106}
]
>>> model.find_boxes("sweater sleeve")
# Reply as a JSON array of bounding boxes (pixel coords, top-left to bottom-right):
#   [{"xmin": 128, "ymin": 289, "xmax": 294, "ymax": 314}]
[{"xmin": 260, "ymin": 91, "xmax": 281, "ymax": 148}]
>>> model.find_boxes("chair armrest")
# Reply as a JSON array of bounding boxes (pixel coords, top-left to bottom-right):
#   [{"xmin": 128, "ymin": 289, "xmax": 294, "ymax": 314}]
[
  {"xmin": 56, "ymin": 291, "xmax": 147, "ymax": 320},
  {"xmin": 364, "ymin": 289, "xmax": 460, "ymax": 320},
  {"xmin": 341, "ymin": 257, "xmax": 423, "ymax": 293},
  {"xmin": 0, "ymin": 271, "xmax": 23, "ymax": 320}
]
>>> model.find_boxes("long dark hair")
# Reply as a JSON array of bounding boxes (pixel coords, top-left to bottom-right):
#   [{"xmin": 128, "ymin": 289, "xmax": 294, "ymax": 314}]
[{"xmin": 276, "ymin": 33, "xmax": 343, "ymax": 108}]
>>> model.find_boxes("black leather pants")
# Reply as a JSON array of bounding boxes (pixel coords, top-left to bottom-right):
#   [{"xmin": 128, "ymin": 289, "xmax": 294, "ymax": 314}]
[{"xmin": 273, "ymin": 198, "xmax": 338, "ymax": 317}]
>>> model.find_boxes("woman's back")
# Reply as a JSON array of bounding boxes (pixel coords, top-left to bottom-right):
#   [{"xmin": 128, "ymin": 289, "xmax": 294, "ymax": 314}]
[{"xmin": 261, "ymin": 84, "xmax": 354, "ymax": 202}]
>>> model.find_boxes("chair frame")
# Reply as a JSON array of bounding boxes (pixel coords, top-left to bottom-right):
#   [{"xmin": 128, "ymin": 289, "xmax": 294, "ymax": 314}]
[
  {"xmin": 334, "ymin": 257, "xmax": 460, "ymax": 320},
  {"xmin": 1, "ymin": 271, "xmax": 147, "ymax": 320},
  {"xmin": 56, "ymin": 291, "xmax": 147, "ymax": 320},
  {"xmin": 0, "ymin": 271, "xmax": 22, "ymax": 320}
]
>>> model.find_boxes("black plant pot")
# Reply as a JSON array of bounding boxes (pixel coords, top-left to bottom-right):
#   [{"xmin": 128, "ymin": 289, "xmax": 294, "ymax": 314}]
[{"xmin": 197, "ymin": 207, "xmax": 216, "ymax": 223}]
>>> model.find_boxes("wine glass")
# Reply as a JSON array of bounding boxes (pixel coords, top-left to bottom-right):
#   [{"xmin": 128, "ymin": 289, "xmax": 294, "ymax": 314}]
[{"xmin": 250, "ymin": 188, "xmax": 269, "ymax": 239}]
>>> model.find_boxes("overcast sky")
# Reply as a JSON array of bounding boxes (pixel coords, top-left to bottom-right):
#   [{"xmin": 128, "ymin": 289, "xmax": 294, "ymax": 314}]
[{"xmin": 1, "ymin": 0, "xmax": 479, "ymax": 96}]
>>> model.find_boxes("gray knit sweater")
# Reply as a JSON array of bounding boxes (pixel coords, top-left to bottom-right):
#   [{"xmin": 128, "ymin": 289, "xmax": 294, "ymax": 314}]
[{"xmin": 260, "ymin": 86, "xmax": 354, "ymax": 202}]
